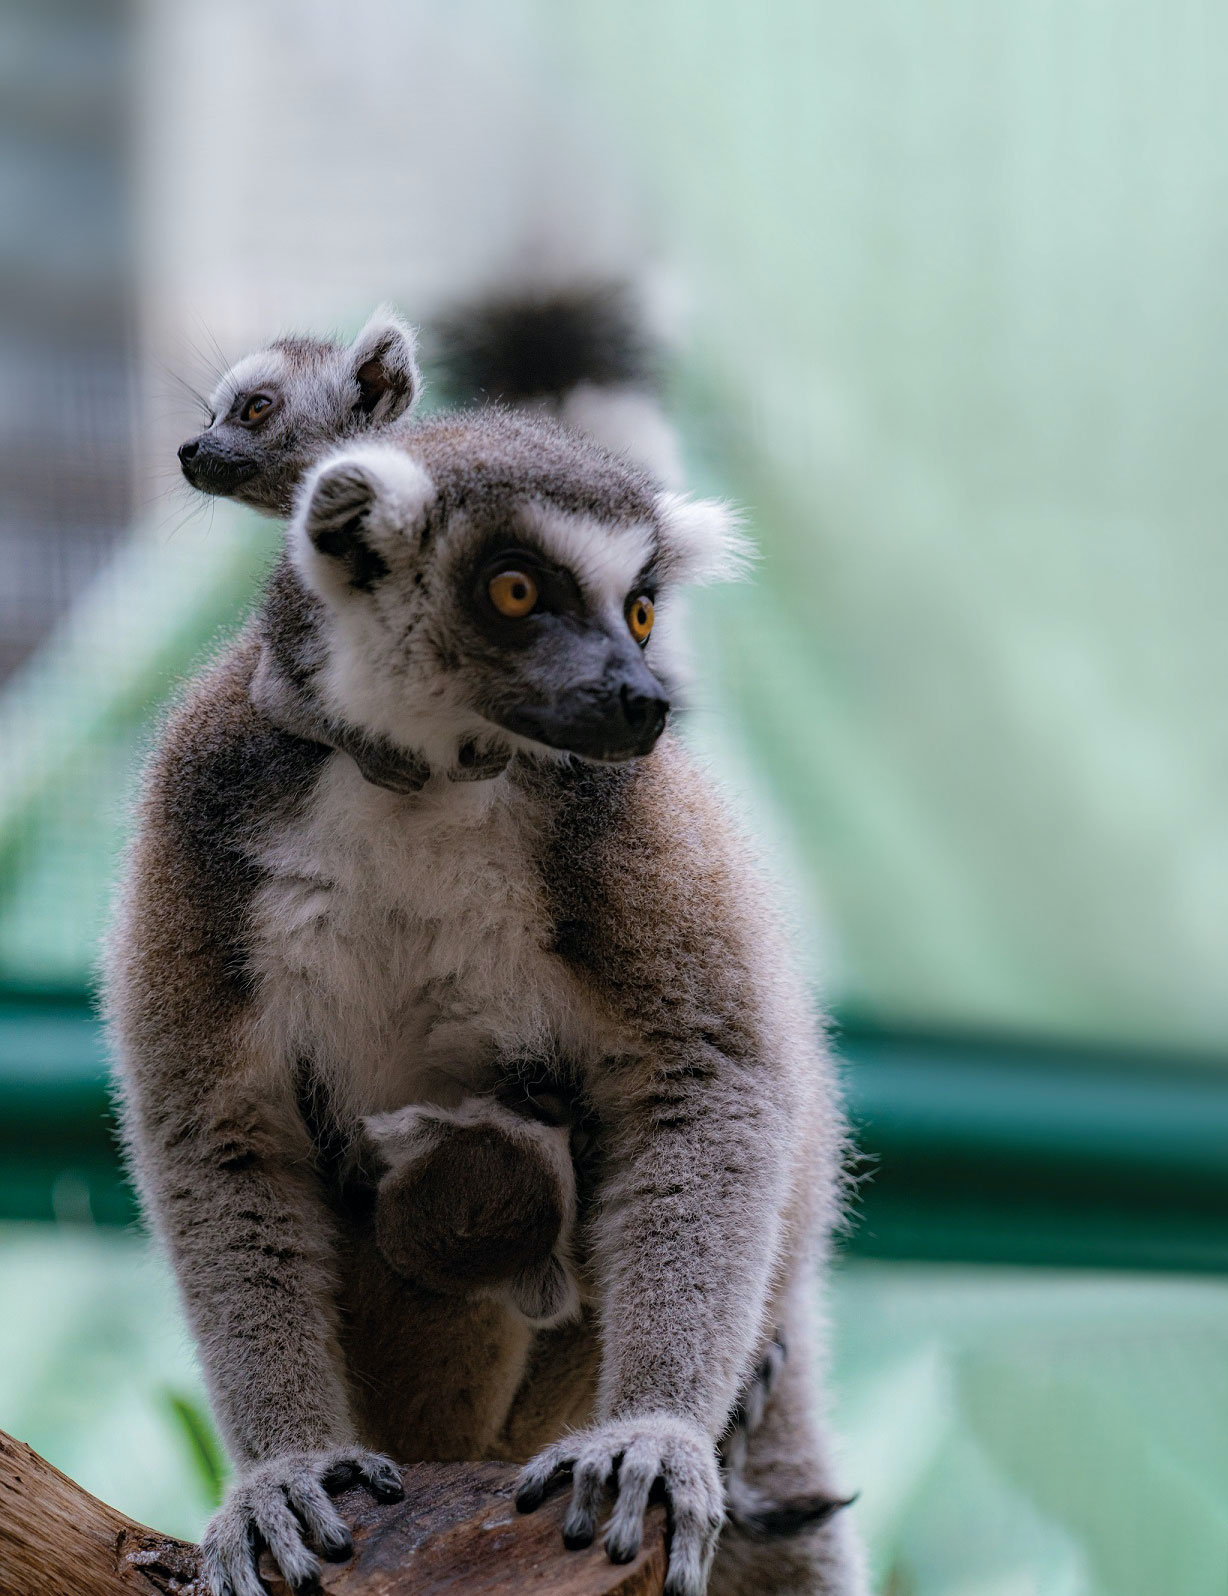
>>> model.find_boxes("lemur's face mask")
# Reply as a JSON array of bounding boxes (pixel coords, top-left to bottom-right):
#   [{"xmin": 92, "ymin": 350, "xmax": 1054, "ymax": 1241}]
[
  {"xmin": 293, "ymin": 448, "xmax": 748, "ymax": 772},
  {"xmin": 460, "ymin": 543, "xmax": 670, "ymax": 763},
  {"xmin": 177, "ymin": 427, "xmax": 260, "ymax": 496},
  {"xmin": 178, "ymin": 389, "xmax": 282, "ymax": 499}
]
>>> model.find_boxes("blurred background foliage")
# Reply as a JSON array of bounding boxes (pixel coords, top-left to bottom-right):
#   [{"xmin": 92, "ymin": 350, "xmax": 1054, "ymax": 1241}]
[{"xmin": 1, "ymin": 1, "xmax": 1227, "ymax": 1591}]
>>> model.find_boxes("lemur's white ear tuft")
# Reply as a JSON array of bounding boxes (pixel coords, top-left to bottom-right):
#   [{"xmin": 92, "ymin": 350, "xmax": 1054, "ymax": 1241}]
[
  {"xmin": 349, "ymin": 304, "xmax": 421, "ymax": 425},
  {"xmin": 654, "ymin": 490, "xmax": 755, "ymax": 584},
  {"xmin": 292, "ymin": 444, "xmax": 434, "ymax": 598}
]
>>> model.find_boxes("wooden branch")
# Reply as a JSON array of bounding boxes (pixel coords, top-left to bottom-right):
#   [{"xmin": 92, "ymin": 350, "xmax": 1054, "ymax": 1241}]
[{"xmin": 0, "ymin": 1429, "xmax": 666, "ymax": 1596}]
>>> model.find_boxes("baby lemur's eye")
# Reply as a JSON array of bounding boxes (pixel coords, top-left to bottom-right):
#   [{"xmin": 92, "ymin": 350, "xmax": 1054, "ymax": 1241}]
[
  {"xmin": 239, "ymin": 393, "xmax": 274, "ymax": 425},
  {"xmin": 626, "ymin": 595, "xmax": 655, "ymax": 644},
  {"xmin": 488, "ymin": 570, "xmax": 539, "ymax": 618}
]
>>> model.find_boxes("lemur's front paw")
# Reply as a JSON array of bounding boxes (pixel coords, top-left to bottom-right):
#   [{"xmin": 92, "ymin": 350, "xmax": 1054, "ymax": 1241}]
[
  {"xmin": 200, "ymin": 1446, "xmax": 403, "ymax": 1596},
  {"xmin": 363, "ymin": 1097, "xmax": 579, "ymax": 1326},
  {"xmin": 516, "ymin": 1413, "xmax": 725, "ymax": 1596}
]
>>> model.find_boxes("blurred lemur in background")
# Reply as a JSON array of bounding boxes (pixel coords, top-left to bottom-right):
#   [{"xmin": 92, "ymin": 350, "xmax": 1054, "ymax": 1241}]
[{"xmin": 117, "ymin": 284, "xmax": 864, "ymax": 1596}]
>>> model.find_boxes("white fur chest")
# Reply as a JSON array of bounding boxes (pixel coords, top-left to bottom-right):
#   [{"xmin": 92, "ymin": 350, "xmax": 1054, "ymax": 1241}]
[{"xmin": 247, "ymin": 754, "xmax": 564, "ymax": 1118}]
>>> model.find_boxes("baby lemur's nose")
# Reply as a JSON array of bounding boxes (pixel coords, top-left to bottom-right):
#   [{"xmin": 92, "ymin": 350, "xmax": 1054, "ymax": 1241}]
[
  {"xmin": 178, "ymin": 438, "xmax": 201, "ymax": 464},
  {"xmin": 620, "ymin": 682, "xmax": 669, "ymax": 737}
]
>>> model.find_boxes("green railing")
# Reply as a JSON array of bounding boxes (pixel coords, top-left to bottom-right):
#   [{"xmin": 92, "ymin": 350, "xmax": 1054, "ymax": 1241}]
[
  {"xmin": 842, "ymin": 1023, "xmax": 1228, "ymax": 1270},
  {"xmin": 5, "ymin": 987, "xmax": 1226, "ymax": 1269}
]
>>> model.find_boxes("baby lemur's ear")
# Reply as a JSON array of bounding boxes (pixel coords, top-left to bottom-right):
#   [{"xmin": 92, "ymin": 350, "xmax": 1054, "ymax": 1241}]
[
  {"xmin": 653, "ymin": 490, "xmax": 755, "ymax": 584},
  {"xmin": 292, "ymin": 443, "xmax": 435, "ymax": 600},
  {"xmin": 348, "ymin": 304, "xmax": 422, "ymax": 425}
]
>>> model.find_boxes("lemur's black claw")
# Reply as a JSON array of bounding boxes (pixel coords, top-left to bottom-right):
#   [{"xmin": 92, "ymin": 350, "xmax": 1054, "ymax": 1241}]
[
  {"xmin": 367, "ymin": 1467, "xmax": 405, "ymax": 1503},
  {"xmin": 319, "ymin": 1529, "xmax": 353, "ymax": 1563},
  {"xmin": 515, "ymin": 1480, "xmax": 545, "ymax": 1513}
]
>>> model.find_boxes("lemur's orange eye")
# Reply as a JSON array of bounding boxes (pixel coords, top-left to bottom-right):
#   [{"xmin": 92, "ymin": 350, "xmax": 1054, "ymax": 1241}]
[
  {"xmin": 488, "ymin": 570, "xmax": 538, "ymax": 618},
  {"xmin": 239, "ymin": 393, "xmax": 273, "ymax": 424},
  {"xmin": 626, "ymin": 595, "xmax": 655, "ymax": 644}
]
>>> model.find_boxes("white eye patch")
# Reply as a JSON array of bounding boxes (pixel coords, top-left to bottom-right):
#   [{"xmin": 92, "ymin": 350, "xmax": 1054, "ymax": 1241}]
[
  {"xmin": 517, "ymin": 504, "xmax": 657, "ymax": 611},
  {"xmin": 208, "ymin": 350, "xmax": 289, "ymax": 420}
]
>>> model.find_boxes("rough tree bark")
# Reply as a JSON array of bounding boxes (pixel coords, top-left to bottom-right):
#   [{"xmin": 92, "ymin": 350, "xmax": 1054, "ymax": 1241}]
[{"xmin": 0, "ymin": 1429, "xmax": 666, "ymax": 1596}]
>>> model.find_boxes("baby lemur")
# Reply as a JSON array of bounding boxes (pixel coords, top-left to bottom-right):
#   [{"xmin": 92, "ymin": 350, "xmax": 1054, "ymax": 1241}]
[
  {"xmin": 177, "ymin": 305, "xmax": 422, "ymax": 516},
  {"xmin": 120, "ymin": 294, "xmax": 865, "ymax": 1596},
  {"xmin": 177, "ymin": 285, "xmax": 681, "ymax": 518}
]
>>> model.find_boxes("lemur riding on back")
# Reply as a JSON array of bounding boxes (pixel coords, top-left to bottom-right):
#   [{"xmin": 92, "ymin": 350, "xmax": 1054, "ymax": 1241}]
[
  {"xmin": 139, "ymin": 289, "xmax": 867, "ymax": 1596},
  {"xmin": 178, "ymin": 286, "xmax": 681, "ymax": 518},
  {"xmin": 178, "ymin": 307, "xmax": 422, "ymax": 515}
]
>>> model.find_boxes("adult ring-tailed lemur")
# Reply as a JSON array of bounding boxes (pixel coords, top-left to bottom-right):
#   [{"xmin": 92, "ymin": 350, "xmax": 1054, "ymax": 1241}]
[{"xmin": 110, "ymin": 284, "xmax": 865, "ymax": 1596}]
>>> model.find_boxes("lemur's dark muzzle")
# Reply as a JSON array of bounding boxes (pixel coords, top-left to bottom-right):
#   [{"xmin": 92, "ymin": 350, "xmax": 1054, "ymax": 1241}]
[
  {"xmin": 500, "ymin": 652, "xmax": 670, "ymax": 763},
  {"xmin": 178, "ymin": 436, "xmax": 258, "ymax": 495},
  {"xmin": 617, "ymin": 680, "xmax": 670, "ymax": 747}
]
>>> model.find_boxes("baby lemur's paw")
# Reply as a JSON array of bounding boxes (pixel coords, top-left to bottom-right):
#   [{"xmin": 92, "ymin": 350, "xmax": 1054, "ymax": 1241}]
[
  {"xmin": 362, "ymin": 1096, "xmax": 580, "ymax": 1327},
  {"xmin": 516, "ymin": 1412, "xmax": 725, "ymax": 1596},
  {"xmin": 200, "ymin": 1446, "xmax": 402, "ymax": 1596},
  {"xmin": 746, "ymin": 1332, "xmax": 787, "ymax": 1428},
  {"xmin": 720, "ymin": 1329, "xmax": 787, "ymax": 1477}
]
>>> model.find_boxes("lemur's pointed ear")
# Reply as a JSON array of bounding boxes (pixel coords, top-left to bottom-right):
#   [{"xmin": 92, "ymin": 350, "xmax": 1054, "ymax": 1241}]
[
  {"xmin": 293, "ymin": 445, "xmax": 435, "ymax": 600},
  {"xmin": 300, "ymin": 458, "xmax": 388, "ymax": 592},
  {"xmin": 653, "ymin": 490, "xmax": 754, "ymax": 584},
  {"xmin": 349, "ymin": 305, "xmax": 421, "ymax": 424}
]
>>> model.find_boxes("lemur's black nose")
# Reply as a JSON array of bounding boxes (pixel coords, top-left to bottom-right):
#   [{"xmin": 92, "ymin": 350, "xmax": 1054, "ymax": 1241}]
[
  {"xmin": 178, "ymin": 438, "xmax": 201, "ymax": 464},
  {"xmin": 620, "ymin": 683, "xmax": 669, "ymax": 739}
]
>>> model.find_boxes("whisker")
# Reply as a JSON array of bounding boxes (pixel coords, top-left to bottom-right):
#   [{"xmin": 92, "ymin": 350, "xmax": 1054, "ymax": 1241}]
[
  {"xmin": 155, "ymin": 491, "xmax": 211, "ymax": 541},
  {"xmin": 185, "ymin": 318, "xmax": 232, "ymax": 387},
  {"xmin": 153, "ymin": 359, "xmax": 212, "ymax": 419},
  {"xmin": 197, "ymin": 320, "xmax": 234, "ymax": 381}
]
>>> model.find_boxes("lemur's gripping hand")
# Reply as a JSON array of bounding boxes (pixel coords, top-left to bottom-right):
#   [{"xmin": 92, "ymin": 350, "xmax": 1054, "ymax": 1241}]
[
  {"xmin": 201, "ymin": 1447, "xmax": 403, "ymax": 1596},
  {"xmin": 515, "ymin": 1414, "xmax": 724, "ymax": 1596}
]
